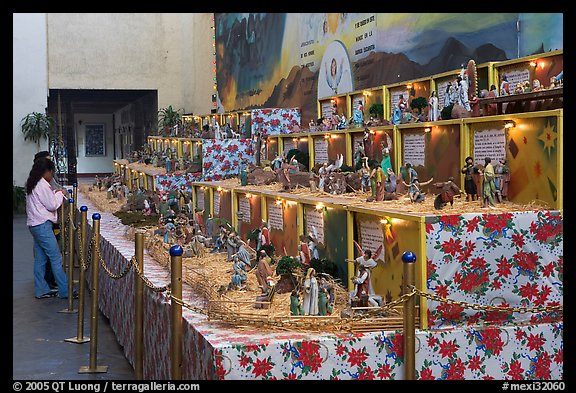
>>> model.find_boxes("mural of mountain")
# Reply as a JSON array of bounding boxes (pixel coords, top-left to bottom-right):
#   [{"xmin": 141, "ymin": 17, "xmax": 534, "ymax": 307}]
[
  {"xmin": 262, "ymin": 66, "xmax": 318, "ymax": 124},
  {"xmin": 354, "ymin": 51, "xmax": 425, "ymax": 88}
]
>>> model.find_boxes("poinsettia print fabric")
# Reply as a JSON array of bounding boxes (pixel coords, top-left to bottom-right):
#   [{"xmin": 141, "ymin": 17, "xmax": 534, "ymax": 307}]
[
  {"xmin": 202, "ymin": 139, "xmax": 256, "ymax": 181},
  {"xmin": 417, "ymin": 323, "xmax": 563, "ymax": 380},
  {"xmin": 251, "ymin": 108, "xmax": 301, "ymax": 136},
  {"xmin": 426, "ymin": 211, "xmax": 563, "ymax": 329},
  {"xmin": 155, "ymin": 172, "xmax": 203, "ymax": 192}
]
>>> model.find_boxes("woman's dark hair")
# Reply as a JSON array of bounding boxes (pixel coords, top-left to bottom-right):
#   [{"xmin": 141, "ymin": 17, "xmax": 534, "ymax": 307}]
[{"xmin": 26, "ymin": 158, "xmax": 55, "ymax": 194}]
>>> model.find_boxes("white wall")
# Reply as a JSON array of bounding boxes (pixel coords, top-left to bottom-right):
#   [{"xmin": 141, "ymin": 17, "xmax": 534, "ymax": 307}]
[
  {"xmin": 13, "ymin": 13, "xmax": 48, "ymax": 186},
  {"xmin": 74, "ymin": 113, "xmax": 114, "ymax": 174},
  {"xmin": 47, "ymin": 13, "xmax": 214, "ymax": 116}
]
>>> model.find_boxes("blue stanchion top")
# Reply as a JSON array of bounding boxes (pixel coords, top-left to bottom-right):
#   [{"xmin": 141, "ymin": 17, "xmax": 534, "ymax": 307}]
[
  {"xmin": 80, "ymin": 206, "xmax": 88, "ymax": 212},
  {"xmin": 169, "ymin": 244, "xmax": 183, "ymax": 257},
  {"xmin": 67, "ymin": 189, "xmax": 73, "ymax": 194},
  {"xmin": 401, "ymin": 251, "xmax": 417, "ymax": 263},
  {"xmin": 92, "ymin": 213, "xmax": 101, "ymax": 220},
  {"xmin": 68, "ymin": 198, "xmax": 74, "ymax": 203},
  {"xmin": 73, "ymin": 183, "xmax": 77, "ymax": 187}
]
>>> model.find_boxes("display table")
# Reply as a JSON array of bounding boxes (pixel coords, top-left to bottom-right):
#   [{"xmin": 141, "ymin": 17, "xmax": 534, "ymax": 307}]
[{"xmin": 77, "ymin": 191, "xmax": 563, "ymax": 380}]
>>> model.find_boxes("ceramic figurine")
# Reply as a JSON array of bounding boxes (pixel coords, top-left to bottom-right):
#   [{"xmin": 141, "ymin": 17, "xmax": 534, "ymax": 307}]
[
  {"xmin": 308, "ymin": 169, "xmax": 318, "ymax": 192},
  {"xmin": 290, "ymin": 290, "xmax": 303, "ymax": 316},
  {"xmin": 455, "ymin": 65, "xmax": 471, "ymax": 111},
  {"xmin": 256, "ymin": 250, "xmax": 274, "ymax": 293},
  {"xmin": 318, "ymin": 288, "xmax": 328, "ymax": 316},
  {"xmin": 429, "ymin": 90, "xmax": 439, "ymax": 121},
  {"xmin": 307, "ymin": 226, "xmax": 320, "ymax": 260},
  {"xmin": 298, "ymin": 234, "xmax": 311, "ymax": 267},
  {"xmin": 319, "ymin": 275, "xmax": 334, "ymax": 314},
  {"xmin": 302, "ymin": 268, "xmax": 319, "ymax": 316},
  {"xmin": 354, "ymin": 141, "xmax": 365, "ymax": 169},
  {"xmin": 461, "ymin": 156, "xmax": 479, "ymax": 201},
  {"xmin": 433, "ymin": 177, "xmax": 463, "ymax": 209},
  {"xmin": 494, "ymin": 159, "xmax": 510, "ymax": 203},
  {"xmin": 360, "ymin": 157, "xmax": 371, "ymax": 192},
  {"xmin": 402, "ymin": 177, "xmax": 434, "ymax": 203},
  {"xmin": 480, "ymin": 157, "xmax": 496, "ymax": 208},
  {"xmin": 384, "ymin": 167, "xmax": 397, "ymax": 193},
  {"xmin": 226, "ymin": 231, "xmax": 239, "ymax": 262},
  {"xmin": 231, "ymin": 255, "xmax": 248, "ymax": 290},
  {"xmin": 353, "ymin": 102, "xmax": 364, "ymax": 126},
  {"xmin": 318, "ymin": 163, "xmax": 328, "ymax": 192},
  {"xmin": 500, "ymin": 75, "xmax": 510, "ymax": 96},
  {"xmin": 349, "ymin": 243, "xmax": 383, "ymax": 307},
  {"xmin": 257, "ymin": 222, "xmax": 270, "ymax": 253}
]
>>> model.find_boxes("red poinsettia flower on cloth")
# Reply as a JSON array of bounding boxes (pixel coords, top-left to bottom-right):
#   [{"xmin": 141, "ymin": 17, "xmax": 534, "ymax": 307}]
[
  {"xmin": 511, "ymin": 233, "xmax": 525, "ymax": 248},
  {"xmin": 377, "ymin": 363, "xmax": 393, "ymax": 379},
  {"xmin": 239, "ymin": 354, "xmax": 251, "ymax": 368},
  {"xmin": 436, "ymin": 302, "xmax": 465, "ymax": 323},
  {"xmin": 541, "ymin": 263, "xmax": 554, "ymax": 277},
  {"xmin": 283, "ymin": 373, "xmax": 298, "ymax": 380},
  {"xmin": 297, "ymin": 341, "xmax": 323, "ymax": 374},
  {"xmin": 358, "ymin": 366, "xmax": 375, "ymax": 380},
  {"xmin": 445, "ymin": 358, "xmax": 466, "ymax": 380},
  {"xmin": 484, "ymin": 303, "xmax": 512, "ymax": 325},
  {"xmin": 244, "ymin": 344, "xmax": 259, "ymax": 353},
  {"xmin": 507, "ymin": 360, "xmax": 525, "ymax": 380},
  {"xmin": 513, "ymin": 250, "xmax": 539, "ymax": 272},
  {"xmin": 435, "ymin": 283, "xmax": 449, "ymax": 298},
  {"xmin": 440, "ymin": 215, "xmax": 461, "ymax": 228},
  {"xmin": 438, "ymin": 339, "xmax": 459, "ymax": 359},
  {"xmin": 535, "ymin": 286, "xmax": 553, "ymax": 306},
  {"xmin": 419, "ymin": 367, "xmax": 435, "ymax": 380},
  {"xmin": 491, "ymin": 279, "xmax": 502, "ymax": 290},
  {"xmin": 482, "ymin": 213, "xmax": 513, "ymax": 234},
  {"xmin": 496, "ymin": 257, "xmax": 512, "ymax": 277},
  {"xmin": 426, "ymin": 223, "xmax": 434, "ymax": 234},
  {"xmin": 427, "ymin": 335, "xmax": 439, "ymax": 348},
  {"xmin": 335, "ymin": 343, "xmax": 347, "ymax": 357},
  {"xmin": 346, "ymin": 347, "xmax": 368, "ymax": 368},
  {"xmin": 467, "ymin": 355, "xmax": 482, "ymax": 371},
  {"xmin": 533, "ymin": 351, "xmax": 552, "ymax": 380},
  {"xmin": 480, "ymin": 327, "xmax": 505, "ymax": 356},
  {"xmin": 470, "ymin": 257, "xmax": 487, "ymax": 270},
  {"xmin": 389, "ymin": 333, "xmax": 404, "ymax": 359},
  {"xmin": 442, "ymin": 238, "xmax": 462, "ymax": 256},
  {"xmin": 465, "ymin": 216, "xmax": 481, "ymax": 232},
  {"xmin": 526, "ymin": 333, "xmax": 546, "ymax": 352},
  {"xmin": 554, "ymin": 349, "xmax": 563, "ymax": 364},
  {"xmin": 519, "ymin": 282, "xmax": 539, "ymax": 301},
  {"xmin": 251, "ymin": 357, "xmax": 273, "ymax": 378}
]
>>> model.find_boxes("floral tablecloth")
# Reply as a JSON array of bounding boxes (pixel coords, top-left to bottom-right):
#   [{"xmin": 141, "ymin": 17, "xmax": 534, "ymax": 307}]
[
  {"xmin": 202, "ymin": 139, "xmax": 256, "ymax": 181},
  {"xmin": 77, "ymin": 193, "xmax": 563, "ymax": 380}
]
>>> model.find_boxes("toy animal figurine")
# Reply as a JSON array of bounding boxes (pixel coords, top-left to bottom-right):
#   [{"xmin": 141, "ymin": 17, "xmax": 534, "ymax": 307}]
[{"xmin": 433, "ymin": 177, "xmax": 463, "ymax": 209}]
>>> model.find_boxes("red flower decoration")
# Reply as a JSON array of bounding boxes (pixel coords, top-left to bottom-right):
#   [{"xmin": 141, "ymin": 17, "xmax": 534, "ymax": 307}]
[
  {"xmin": 513, "ymin": 251, "xmax": 539, "ymax": 272},
  {"xmin": 526, "ymin": 333, "xmax": 546, "ymax": 352},
  {"xmin": 512, "ymin": 233, "xmax": 525, "ymax": 248},
  {"xmin": 533, "ymin": 351, "xmax": 552, "ymax": 380},
  {"xmin": 554, "ymin": 349, "xmax": 563, "ymax": 364},
  {"xmin": 445, "ymin": 358, "xmax": 465, "ymax": 380},
  {"xmin": 440, "ymin": 215, "xmax": 460, "ymax": 228},
  {"xmin": 470, "ymin": 257, "xmax": 487, "ymax": 270},
  {"xmin": 507, "ymin": 360, "xmax": 524, "ymax": 380},
  {"xmin": 347, "ymin": 348, "xmax": 368, "ymax": 368},
  {"xmin": 465, "ymin": 216, "xmax": 481, "ymax": 232},
  {"xmin": 435, "ymin": 284, "xmax": 449, "ymax": 298},
  {"xmin": 377, "ymin": 363, "xmax": 393, "ymax": 380},
  {"xmin": 419, "ymin": 368, "xmax": 435, "ymax": 380},
  {"xmin": 335, "ymin": 343, "xmax": 347, "ymax": 357},
  {"xmin": 467, "ymin": 355, "xmax": 482, "ymax": 371},
  {"xmin": 439, "ymin": 339, "xmax": 459, "ymax": 358},
  {"xmin": 519, "ymin": 282, "xmax": 539, "ymax": 300},
  {"xmin": 496, "ymin": 257, "xmax": 512, "ymax": 277},
  {"xmin": 389, "ymin": 333, "xmax": 404, "ymax": 359},
  {"xmin": 358, "ymin": 366, "xmax": 375, "ymax": 380},
  {"xmin": 442, "ymin": 238, "xmax": 462, "ymax": 256},
  {"xmin": 297, "ymin": 341, "xmax": 323, "ymax": 374},
  {"xmin": 491, "ymin": 279, "xmax": 502, "ymax": 290},
  {"xmin": 239, "ymin": 354, "xmax": 251, "ymax": 367},
  {"xmin": 427, "ymin": 336, "xmax": 439, "ymax": 348},
  {"xmin": 480, "ymin": 327, "xmax": 504, "ymax": 356},
  {"xmin": 251, "ymin": 357, "xmax": 273, "ymax": 378},
  {"xmin": 541, "ymin": 263, "xmax": 554, "ymax": 277},
  {"xmin": 482, "ymin": 213, "xmax": 513, "ymax": 234}
]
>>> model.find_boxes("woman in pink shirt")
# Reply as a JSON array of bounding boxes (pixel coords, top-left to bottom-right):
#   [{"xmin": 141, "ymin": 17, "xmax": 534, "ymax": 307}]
[{"xmin": 26, "ymin": 158, "xmax": 71, "ymax": 299}]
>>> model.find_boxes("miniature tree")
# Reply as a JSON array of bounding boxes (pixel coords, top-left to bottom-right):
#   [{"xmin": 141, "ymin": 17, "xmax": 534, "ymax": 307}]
[{"xmin": 410, "ymin": 97, "xmax": 428, "ymax": 114}]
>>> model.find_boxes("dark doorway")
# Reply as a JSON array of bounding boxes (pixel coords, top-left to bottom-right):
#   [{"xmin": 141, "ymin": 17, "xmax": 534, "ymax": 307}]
[{"xmin": 47, "ymin": 89, "xmax": 158, "ymax": 184}]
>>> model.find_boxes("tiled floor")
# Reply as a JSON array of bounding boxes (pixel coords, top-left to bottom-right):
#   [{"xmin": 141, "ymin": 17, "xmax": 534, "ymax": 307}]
[{"xmin": 12, "ymin": 215, "xmax": 134, "ymax": 380}]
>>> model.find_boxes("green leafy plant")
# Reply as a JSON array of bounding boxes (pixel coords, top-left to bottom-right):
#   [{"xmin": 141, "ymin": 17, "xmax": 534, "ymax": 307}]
[
  {"xmin": 410, "ymin": 97, "xmax": 428, "ymax": 114},
  {"xmin": 158, "ymin": 105, "xmax": 182, "ymax": 135},
  {"xmin": 368, "ymin": 103, "xmax": 384, "ymax": 119},
  {"xmin": 275, "ymin": 256, "xmax": 302, "ymax": 275},
  {"xmin": 13, "ymin": 184, "xmax": 26, "ymax": 214},
  {"xmin": 21, "ymin": 112, "xmax": 54, "ymax": 149},
  {"xmin": 310, "ymin": 258, "xmax": 338, "ymax": 278},
  {"xmin": 247, "ymin": 228, "xmax": 260, "ymax": 243}
]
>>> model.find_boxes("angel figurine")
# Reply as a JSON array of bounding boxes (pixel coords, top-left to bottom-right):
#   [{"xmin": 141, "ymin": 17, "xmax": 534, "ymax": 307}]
[{"xmin": 348, "ymin": 241, "xmax": 384, "ymax": 307}]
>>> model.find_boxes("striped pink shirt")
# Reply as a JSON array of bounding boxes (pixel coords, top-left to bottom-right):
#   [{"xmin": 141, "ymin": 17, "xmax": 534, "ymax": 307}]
[{"xmin": 26, "ymin": 178, "xmax": 65, "ymax": 227}]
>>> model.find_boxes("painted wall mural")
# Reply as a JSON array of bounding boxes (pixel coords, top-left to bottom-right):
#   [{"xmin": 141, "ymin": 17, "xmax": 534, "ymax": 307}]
[
  {"xmin": 202, "ymin": 139, "xmax": 256, "ymax": 181},
  {"xmin": 425, "ymin": 211, "xmax": 563, "ymax": 329},
  {"xmin": 215, "ymin": 13, "xmax": 563, "ymax": 124}
]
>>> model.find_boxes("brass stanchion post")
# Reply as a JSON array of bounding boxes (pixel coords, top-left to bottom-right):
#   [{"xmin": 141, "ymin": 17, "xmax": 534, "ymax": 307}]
[
  {"xmin": 79, "ymin": 213, "xmax": 108, "ymax": 374},
  {"xmin": 59, "ymin": 201, "xmax": 65, "ymax": 261},
  {"xmin": 66, "ymin": 206, "xmax": 90, "ymax": 344},
  {"xmin": 402, "ymin": 251, "xmax": 417, "ymax": 380},
  {"xmin": 134, "ymin": 231, "xmax": 145, "ymax": 379},
  {"xmin": 72, "ymin": 183, "xmax": 78, "ymax": 223},
  {"xmin": 59, "ymin": 198, "xmax": 77, "ymax": 314},
  {"xmin": 169, "ymin": 245, "xmax": 183, "ymax": 380}
]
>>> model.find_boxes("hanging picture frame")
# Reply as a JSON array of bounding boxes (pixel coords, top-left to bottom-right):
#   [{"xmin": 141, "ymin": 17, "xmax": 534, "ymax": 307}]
[{"xmin": 85, "ymin": 123, "xmax": 106, "ymax": 156}]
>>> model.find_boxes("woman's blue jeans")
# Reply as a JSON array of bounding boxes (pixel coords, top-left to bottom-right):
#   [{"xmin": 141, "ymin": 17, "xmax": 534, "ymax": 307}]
[{"xmin": 28, "ymin": 220, "xmax": 69, "ymax": 298}]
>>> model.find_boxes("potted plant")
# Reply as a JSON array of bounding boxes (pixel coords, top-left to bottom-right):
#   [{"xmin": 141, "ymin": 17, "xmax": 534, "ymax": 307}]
[
  {"xmin": 409, "ymin": 97, "xmax": 428, "ymax": 115},
  {"xmin": 158, "ymin": 106, "xmax": 183, "ymax": 136},
  {"xmin": 13, "ymin": 183, "xmax": 26, "ymax": 215},
  {"xmin": 21, "ymin": 112, "xmax": 54, "ymax": 149},
  {"xmin": 275, "ymin": 255, "xmax": 301, "ymax": 293}
]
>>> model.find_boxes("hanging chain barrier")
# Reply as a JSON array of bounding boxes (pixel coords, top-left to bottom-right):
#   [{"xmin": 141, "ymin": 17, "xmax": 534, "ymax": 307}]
[
  {"xmin": 410, "ymin": 285, "xmax": 563, "ymax": 314},
  {"xmin": 130, "ymin": 257, "xmax": 171, "ymax": 293},
  {"xmin": 167, "ymin": 293, "xmax": 207, "ymax": 315}
]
